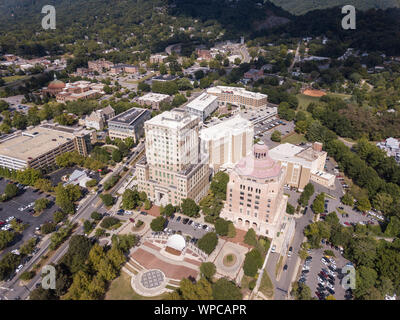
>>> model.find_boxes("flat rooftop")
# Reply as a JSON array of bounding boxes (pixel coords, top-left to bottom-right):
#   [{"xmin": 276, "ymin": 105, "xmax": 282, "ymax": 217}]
[
  {"xmin": 200, "ymin": 115, "xmax": 253, "ymax": 140},
  {"xmin": 207, "ymin": 86, "xmax": 267, "ymax": 100},
  {"xmin": 138, "ymin": 92, "xmax": 170, "ymax": 102},
  {"xmin": 186, "ymin": 92, "xmax": 218, "ymax": 112},
  {"xmin": 269, "ymin": 143, "xmax": 325, "ymax": 168},
  {"xmin": 145, "ymin": 109, "xmax": 199, "ymax": 130},
  {"xmin": 0, "ymin": 127, "xmax": 76, "ymax": 162},
  {"xmin": 108, "ymin": 107, "xmax": 149, "ymax": 125}
]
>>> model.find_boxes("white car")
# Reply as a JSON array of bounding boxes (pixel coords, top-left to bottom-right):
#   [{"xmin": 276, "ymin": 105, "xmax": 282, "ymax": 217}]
[
  {"xmin": 6, "ymin": 216, "xmax": 15, "ymax": 222},
  {"xmin": 271, "ymin": 245, "xmax": 276, "ymax": 253},
  {"xmin": 125, "ymin": 211, "xmax": 133, "ymax": 215},
  {"xmin": 11, "ymin": 249, "xmax": 20, "ymax": 255},
  {"xmin": 321, "ymin": 258, "xmax": 329, "ymax": 265},
  {"xmin": 328, "ymin": 269, "xmax": 336, "ymax": 277},
  {"xmin": 327, "ymin": 282, "xmax": 334, "ymax": 290},
  {"xmin": 318, "ymin": 278, "xmax": 325, "ymax": 285},
  {"xmin": 15, "ymin": 264, "xmax": 23, "ymax": 273},
  {"xmin": 329, "ymin": 258, "xmax": 335, "ymax": 264}
]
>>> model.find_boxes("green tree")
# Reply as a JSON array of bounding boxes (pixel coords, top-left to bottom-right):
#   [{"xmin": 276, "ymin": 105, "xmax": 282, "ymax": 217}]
[
  {"xmin": 212, "ymin": 278, "xmax": 243, "ymax": 300},
  {"xmin": 244, "ymin": 228, "xmax": 258, "ymax": 247},
  {"xmin": 356, "ymin": 197, "xmax": 371, "ymax": 213},
  {"xmin": 200, "ymin": 262, "xmax": 216, "ymax": 280},
  {"xmin": 271, "ymin": 130, "xmax": 282, "ymax": 142},
  {"xmin": 214, "ymin": 218, "xmax": 230, "ymax": 236},
  {"xmin": 150, "ymin": 216, "xmax": 166, "ymax": 232},
  {"xmin": 243, "ymin": 249, "xmax": 263, "ymax": 277},
  {"xmin": 112, "ymin": 149, "xmax": 123, "ymax": 162},
  {"xmin": 34, "ymin": 198, "xmax": 50, "ymax": 213},
  {"xmin": 4, "ymin": 183, "xmax": 18, "ymax": 199},
  {"xmin": 197, "ymin": 232, "xmax": 218, "ymax": 254},
  {"xmin": 341, "ymin": 193, "xmax": 354, "ymax": 206},
  {"xmin": 181, "ymin": 198, "xmax": 200, "ymax": 217},
  {"xmin": 100, "ymin": 193, "xmax": 114, "ymax": 206}
]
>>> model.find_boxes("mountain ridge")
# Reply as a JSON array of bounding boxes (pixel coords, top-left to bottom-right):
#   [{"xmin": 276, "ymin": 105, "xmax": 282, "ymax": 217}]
[{"xmin": 269, "ymin": 0, "xmax": 400, "ymax": 15}]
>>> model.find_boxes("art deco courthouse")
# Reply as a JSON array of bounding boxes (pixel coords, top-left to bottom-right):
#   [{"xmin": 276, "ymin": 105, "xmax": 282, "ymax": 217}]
[
  {"xmin": 221, "ymin": 142, "xmax": 288, "ymax": 236},
  {"xmin": 136, "ymin": 109, "xmax": 210, "ymax": 206}
]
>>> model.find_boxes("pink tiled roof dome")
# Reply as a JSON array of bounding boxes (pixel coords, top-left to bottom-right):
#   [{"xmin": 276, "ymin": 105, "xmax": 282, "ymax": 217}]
[{"xmin": 235, "ymin": 141, "xmax": 281, "ymax": 179}]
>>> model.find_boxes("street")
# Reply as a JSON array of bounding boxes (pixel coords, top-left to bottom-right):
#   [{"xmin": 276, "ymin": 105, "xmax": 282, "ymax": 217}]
[{"xmin": 0, "ymin": 144, "xmax": 143, "ymax": 300}]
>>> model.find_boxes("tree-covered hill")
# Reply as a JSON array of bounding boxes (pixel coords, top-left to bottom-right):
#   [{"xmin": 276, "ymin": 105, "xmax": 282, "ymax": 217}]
[
  {"xmin": 0, "ymin": 0, "xmax": 292, "ymax": 57},
  {"xmin": 270, "ymin": 0, "xmax": 400, "ymax": 15}
]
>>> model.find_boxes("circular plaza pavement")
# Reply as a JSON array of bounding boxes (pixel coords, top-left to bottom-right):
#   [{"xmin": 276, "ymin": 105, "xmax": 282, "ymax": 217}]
[{"xmin": 131, "ymin": 269, "xmax": 168, "ymax": 297}]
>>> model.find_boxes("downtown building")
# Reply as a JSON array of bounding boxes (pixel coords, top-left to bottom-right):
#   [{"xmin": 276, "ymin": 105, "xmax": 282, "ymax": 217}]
[
  {"xmin": 220, "ymin": 141, "xmax": 288, "ymax": 237},
  {"xmin": 207, "ymin": 86, "xmax": 268, "ymax": 109},
  {"xmin": 268, "ymin": 142, "xmax": 335, "ymax": 190},
  {"xmin": 0, "ymin": 123, "xmax": 95, "ymax": 171},
  {"xmin": 107, "ymin": 107, "xmax": 151, "ymax": 142},
  {"xmin": 199, "ymin": 115, "xmax": 254, "ymax": 171},
  {"xmin": 136, "ymin": 109, "xmax": 210, "ymax": 206}
]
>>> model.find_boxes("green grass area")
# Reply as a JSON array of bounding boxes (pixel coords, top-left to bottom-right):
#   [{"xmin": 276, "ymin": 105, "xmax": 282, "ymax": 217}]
[
  {"xmin": 259, "ymin": 271, "xmax": 274, "ymax": 299},
  {"xmin": 105, "ymin": 272, "xmax": 168, "ymax": 300},
  {"xmin": 281, "ymin": 133, "xmax": 307, "ymax": 145},
  {"xmin": 296, "ymin": 92, "xmax": 352, "ymax": 111},
  {"xmin": 296, "ymin": 94, "xmax": 320, "ymax": 111},
  {"xmin": 240, "ymin": 275, "xmax": 254, "ymax": 290},
  {"xmin": 327, "ymin": 92, "xmax": 352, "ymax": 101},
  {"xmin": 2, "ymin": 75, "xmax": 28, "ymax": 83}
]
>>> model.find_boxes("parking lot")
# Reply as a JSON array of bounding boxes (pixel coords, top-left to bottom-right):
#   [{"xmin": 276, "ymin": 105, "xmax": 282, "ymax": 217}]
[
  {"xmin": 47, "ymin": 166, "xmax": 101, "ymax": 187},
  {"xmin": 164, "ymin": 214, "xmax": 214, "ymax": 241},
  {"xmin": 298, "ymin": 245, "xmax": 352, "ymax": 300},
  {"xmin": 0, "ymin": 179, "xmax": 58, "ymax": 259}
]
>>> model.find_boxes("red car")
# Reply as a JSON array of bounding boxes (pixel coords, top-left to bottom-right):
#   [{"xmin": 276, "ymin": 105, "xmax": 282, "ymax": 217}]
[
  {"xmin": 0, "ymin": 221, "xmax": 5, "ymax": 226},
  {"xmin": 129, "ymin": 218, "xmax": 135, "ymax": 223},
  {"xmin": 344, "ymin": 222, "xmax": 351, "ymax": 226}
]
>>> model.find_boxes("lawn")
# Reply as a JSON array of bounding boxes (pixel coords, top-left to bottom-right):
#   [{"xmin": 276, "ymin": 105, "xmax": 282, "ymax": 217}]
[
  {"xmin": 259, "ymin": 271, "xmax": 274, "ymax": 299},
  {"xmin": 296, "ymin": 92, "xmax": 351, "ymax": 111},
  {"xmin": 240, "ymin": 275, "xmax": 254, "ymax": 293},
  {"xmin": 3, "ymin": 75, "xmax": 28, "ymax": 83},
  {"xmin": 296, "ymin": 94, "xmax": 320, "ymax": 111},
  {"xmin": 105, "ymin": 272, "xmax": 168, "ymax": 300},
  {"xmin": 281, "ymin": 133, "xmax": 307, "ymax": 145}
]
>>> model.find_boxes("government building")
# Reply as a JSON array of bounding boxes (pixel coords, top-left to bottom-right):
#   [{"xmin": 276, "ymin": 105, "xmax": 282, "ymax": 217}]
[
  {"xmin": 220, "ymin": 141, "xmax": 288, "ymax": 236},
  {"xmin": 136, "ymin": 109, "xmax": 210, "ymax": 206},
  {"xmin": 269, "ymin": 142, "xmax": 335, "ymax": 190}
]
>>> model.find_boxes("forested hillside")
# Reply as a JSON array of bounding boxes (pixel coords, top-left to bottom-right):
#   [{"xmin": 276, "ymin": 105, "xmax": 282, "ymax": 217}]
[
  {"xmin": 0, "ymin": 0, "xmax": 291, "ymax": 57},
  {"xmin": 270, "ymin": 0, "xmax": 399, "ymax": 15}
]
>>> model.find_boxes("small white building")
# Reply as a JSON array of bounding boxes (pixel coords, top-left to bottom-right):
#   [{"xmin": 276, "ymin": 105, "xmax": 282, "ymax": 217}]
[{"xmin": 185, "ymin": 92, "xmax": 218, "ymax": 121}]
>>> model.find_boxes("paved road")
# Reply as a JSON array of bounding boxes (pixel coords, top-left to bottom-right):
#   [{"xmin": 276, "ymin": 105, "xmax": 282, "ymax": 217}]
[
  {"xmin": 0, "ymin": 144, "xmax": 144, "ymax": 300},
  {"xmin": 264, "ymin": 207, "xmax": 314, "ymax": 300}
]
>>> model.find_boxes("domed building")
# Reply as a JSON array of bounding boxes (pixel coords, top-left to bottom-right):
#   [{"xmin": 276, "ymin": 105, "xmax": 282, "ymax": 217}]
[
  {"xmin": 42, "ymin": 76, "xmax": 66, "ymax": 95},
  {"xmin": 165, "ymin": 234, "xmax": 186, "ymax": 256},
  {"xmin": 220, "ymin": 141, "xmax": 288, "ymax": 236}
]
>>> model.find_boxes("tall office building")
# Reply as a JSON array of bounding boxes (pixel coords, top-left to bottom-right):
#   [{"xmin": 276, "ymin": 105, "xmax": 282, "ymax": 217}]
[
  {"xmin": 136, "ymin": 109, "xmax": 210, "ymax": 206},
  {"xmin": 199, "ymin": 115, "xmax": 254, "ymax": 171}
]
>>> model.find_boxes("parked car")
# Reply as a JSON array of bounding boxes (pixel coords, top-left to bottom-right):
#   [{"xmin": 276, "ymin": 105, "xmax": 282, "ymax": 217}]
[
  {"xmin": 140, "ymin": 211, "xmax": 147, "ymax": 216},
  {"xmin": 182, "ymin": 218, "xmax": 189, "ymax": 224},
  {"xmin": 283, "ymin": 264, "xmax": 288, "ymax": 271},
  {"xmin": 176, "ymin": 216, "xmax": 182, "ymax": 222},
  {"xmin": 271, "ymin": 245, "xmax": 276, "ymax": 253},
  {"xmin": 15, "ymin": 264, "xmax": 23, "ymax": 273}
]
